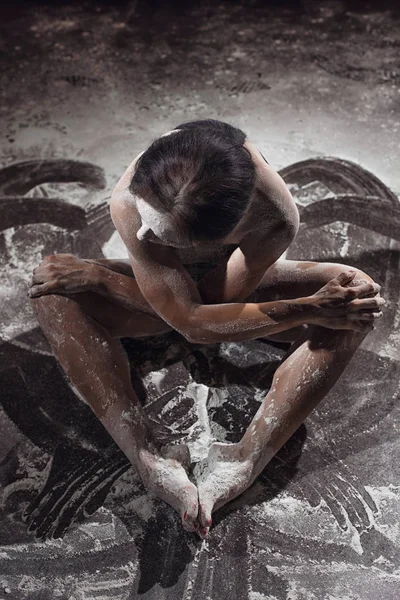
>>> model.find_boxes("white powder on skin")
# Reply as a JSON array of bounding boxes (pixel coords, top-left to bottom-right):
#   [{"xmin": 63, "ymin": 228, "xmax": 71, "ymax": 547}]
[
  {"xmin": 136, "ymin": 448, "xmax": 195, "ymax": 505},
  {"xmin": 2, "ymin": 336, "xmax": 399, "ymax": 597},
  {"xmin": 2, "ymin": 142, "xmax": 398, "ymax": 599},
  {"xmin": 134, "ymin": 128, "xmax": 188, "ymax": 248},
  {"xmin": 195, "ymin": 453, "xmax": 253, "ymax": 507},
  {"xmin": 135, "ymin": 199, "xmax": 173, "ymax": 243}
]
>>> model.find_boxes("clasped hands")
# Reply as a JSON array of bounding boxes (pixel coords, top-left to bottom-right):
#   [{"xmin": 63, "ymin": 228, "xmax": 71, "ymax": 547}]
[{"xmin": 28, "ymin": 255, "xmax": 385, "ymax": 334}]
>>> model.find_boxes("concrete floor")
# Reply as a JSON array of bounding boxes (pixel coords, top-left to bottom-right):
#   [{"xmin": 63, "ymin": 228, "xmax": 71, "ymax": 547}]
[
  {"xmin": 1, "ymin": 0, "xmax": 400, "ymax": 193},
  {"xmin": 0, "ymin": 1, "xmax": 400, "ymax": 599}
]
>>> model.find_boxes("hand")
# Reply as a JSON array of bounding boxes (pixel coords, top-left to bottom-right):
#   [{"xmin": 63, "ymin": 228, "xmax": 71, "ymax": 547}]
[
  {"xmin": 28, "ymin": 253, "xmax": 98, "ymax": 298},
  {"xmin": 309, "ymin": 270, "xmax": 385, "ymax": 332}
]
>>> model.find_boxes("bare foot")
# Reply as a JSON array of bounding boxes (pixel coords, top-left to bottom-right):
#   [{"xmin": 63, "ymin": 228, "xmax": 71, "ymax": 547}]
[
  {"xmin": 136, "ymin": 443, "xmax": 200, "ymax": 532},
  {"xmin": 195, "ymin": 442, "xmax": 254, "ymax": 538}
]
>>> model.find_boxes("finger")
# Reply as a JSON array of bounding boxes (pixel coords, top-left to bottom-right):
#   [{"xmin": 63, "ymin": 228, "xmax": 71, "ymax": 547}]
[
  {"xmin": 198, "ymin": 499, "xmax": 213, "ymax": 538},
  {"xmin": 347, "ymin": 297, "xmax": 386, "ymax": 312},
  {"xmin": 27, "ymin": 283, "xmax": 57, "ymax": 298},
  {"xmin": 365, "ymin": 282, "xmax": 382, "ymax": 296},
  {"xmin": 335, "ymin": 270, "xmax": 357, "ymax": 286},
  {"xmin": 181, "ymin": 516, "xmax": 198, "ymax": 533},
  {"xmin": 30, "ymin": 272, "xmax": 46, "ymax": 286},
  {"xmin": 359, "ymin": 311, "xmax": 383, "ymax": 321},
  {"xmin": 346, "ymin": 282, "xmax": 381, "ymax": 298},
  {"xmin": 181, "ymin": 498, "xmax": 199, "ymax": 533},
  {"xmin": 349, "ymin": 312, "xmax": 383, "ymax": 323}
]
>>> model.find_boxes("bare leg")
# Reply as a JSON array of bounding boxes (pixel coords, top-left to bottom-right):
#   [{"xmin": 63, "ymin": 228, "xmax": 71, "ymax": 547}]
[
  {"xmin": 196, "ymin": 260, "xmax": 381, "ymax": 534},
  {"xmin": 31, "ymin": 290, "xmax": 199, "ymax": 531}
]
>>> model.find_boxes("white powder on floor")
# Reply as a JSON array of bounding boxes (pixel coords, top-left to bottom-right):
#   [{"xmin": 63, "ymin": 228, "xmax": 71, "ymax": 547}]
[{"xmin": 185, "ymin": 382, "xmax": 214, "ymax": 463}]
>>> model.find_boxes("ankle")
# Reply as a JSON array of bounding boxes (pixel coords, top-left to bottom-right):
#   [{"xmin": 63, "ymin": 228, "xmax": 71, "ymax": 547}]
[
  {"xmin": 238, "ymin": 435, "xmax": 275, "ymax": 472},
  {"xmin": 233, "ymin": 439, "xmax": 253, "ymax": 463},
  {"xmin": 133, "ymin": 426, "xmax": 159, "ymax": 454}
]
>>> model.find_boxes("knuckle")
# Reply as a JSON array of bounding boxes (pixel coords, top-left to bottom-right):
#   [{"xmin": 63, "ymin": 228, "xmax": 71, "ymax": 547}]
[
  {"xmin": 344, "ymin": 287, "xmax": 356, "ymax": 298},
  {"xmin": 355, "ymin": 278, "xmax": 369, "ymax": 287}
]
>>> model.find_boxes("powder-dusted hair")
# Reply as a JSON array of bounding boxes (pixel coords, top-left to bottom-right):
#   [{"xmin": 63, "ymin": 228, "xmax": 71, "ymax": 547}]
[{"xmin": 129, "ymin": 119, "xmax": 257, "ymax": 244}]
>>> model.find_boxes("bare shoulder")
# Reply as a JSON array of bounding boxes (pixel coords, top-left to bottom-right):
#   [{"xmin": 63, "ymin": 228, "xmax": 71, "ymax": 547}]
[
  {"xmin": 110, "ymin": 148, "xmax": 144, "ymax": 230},
  {"xmin": 243, "ymin": 139, "xmax": 299, "ymax": 233},
  {"xmin": 109, "ymin": 184, "xmax": 177, "ymax": 266},
  {"xmin": 110, "ymin": 177, "xmax": 139, "ymax": 227},
  {"xmin": 111, "ymin": 150, "xmax": 145, "ymax": 201}
]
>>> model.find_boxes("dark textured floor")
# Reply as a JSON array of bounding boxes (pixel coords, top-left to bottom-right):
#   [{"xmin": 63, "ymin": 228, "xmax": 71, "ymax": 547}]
[{"xmin": 1, "ymin": 1, "xmax": 400, "ymax": 599}]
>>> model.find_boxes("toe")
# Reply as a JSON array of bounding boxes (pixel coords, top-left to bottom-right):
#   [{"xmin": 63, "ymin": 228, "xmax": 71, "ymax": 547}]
[
  {"xmin": 181, "ymin": 488, "xmax": 199, "ymax": 533},
  {"xmin": 198, "ymin": 497, "xmax": 213, "ymax": 537},
  {"xmin": 182, "ymin": 514, "xmax": 200, "ymax": 533}
]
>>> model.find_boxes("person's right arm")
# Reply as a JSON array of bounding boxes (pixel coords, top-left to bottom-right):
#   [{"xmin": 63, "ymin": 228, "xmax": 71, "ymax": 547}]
[{"xmin": 107, "ymin": 195, "xmax": 382, "ymax": 344}]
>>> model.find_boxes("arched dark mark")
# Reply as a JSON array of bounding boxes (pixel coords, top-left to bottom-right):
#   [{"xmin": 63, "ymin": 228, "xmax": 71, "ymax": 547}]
[
  {"xmin": 298, "ymin": 194, "xmax": 400, "ymax": 241},
  {"xmin": 279, "ymin": 156, "xmax": 399, "ymax": 205},
  {"xmin": 0, "ymin": 159, "xmax": 106, "ymax": 196}
]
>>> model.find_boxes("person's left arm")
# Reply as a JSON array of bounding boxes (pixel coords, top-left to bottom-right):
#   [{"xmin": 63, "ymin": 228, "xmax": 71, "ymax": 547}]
[
  {"xmin": 196, "ymin": 206, "xmax": 299, "ymax": 305},
  {"xmin": 196, "ymin": 145, "xmax": 301, "ymax": 304}
]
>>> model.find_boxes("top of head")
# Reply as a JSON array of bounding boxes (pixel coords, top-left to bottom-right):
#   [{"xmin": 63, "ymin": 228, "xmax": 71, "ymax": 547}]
[{"xmin": 129, "ymin": 119, "xmax": 257, "ymax": 247}]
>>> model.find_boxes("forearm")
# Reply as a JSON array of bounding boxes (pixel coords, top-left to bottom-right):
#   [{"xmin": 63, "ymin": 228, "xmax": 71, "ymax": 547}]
[
  {"xmin": 188, "ymin": 298, "xmax": 313, "ymax": 344},
  {"xmin": 91, "ymin": 265, "xmax": 314, "ymax": 343},
  {"xmin": 90, "ymin": 261, "xmax": 250, "ymax": 319},
  {"xmin": 92, "ymin": 265, "xmax": 159, "ymax": 317},
  {"xmin": 84, "ymin": 258, "xmax": 134, "ymax": 277},
  {"xmin": 88, "ymin": 262, "xmax": 220, "ymax": 319}
]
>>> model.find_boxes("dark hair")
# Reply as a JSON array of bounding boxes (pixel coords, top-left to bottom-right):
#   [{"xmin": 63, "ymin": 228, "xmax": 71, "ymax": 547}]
[{"xmin": 129, "ymin": 119, "xmax": 256, "ymax": 244}]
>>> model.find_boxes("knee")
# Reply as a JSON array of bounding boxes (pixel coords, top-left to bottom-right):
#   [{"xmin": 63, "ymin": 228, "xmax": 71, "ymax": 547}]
[
  {"xmin": 349, "ymin": 268, "xmax": 376, "ymax": 287},
  {"xmin": 331, "ymin": 265, "xmax": 377, "ymax": 288},
  {"xmin": 30, "ymin": 292, "xmax": 60, "ymax": 309},
  {"xmin": 30, "ymin": 291, "xmax": 92, "ymax": 322},
  {"xmin": 30, "ymin": 293, "xmax": 67, "ymax": 322}
]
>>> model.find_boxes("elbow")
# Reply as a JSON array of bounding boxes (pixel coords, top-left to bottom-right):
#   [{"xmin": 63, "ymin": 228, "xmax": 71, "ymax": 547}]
[
  {"xmin": 288, "ymin": 196, "xmax": 300, "ymax": 239},
  {"xmin": 277, "ymin": 190, "xmax": 300, "ymax": 242},
  {"xmin": 185, "ymin": 331, "xmax": 217, "ymax": 345},
  {"xmin": 289, "ymin": 207, "xmax": 300, "ymax": 238},
  {"xmin": 284, "ymin": 202, "xmax": 300, "ymax": 239},
  {"xmin": 274, "ymin": 209, "xmax": 300, "ymax": 247},
  {"xmin": 182, "ymin": 323, "xmax": 212, "ymax": 345},
  {"xmin": 181, "ymin": 326, "xmax": 198, "ymax": 344},
  {"xmin": 184, "ymin": 332, "xmax": 202, "ymax": 344}
]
